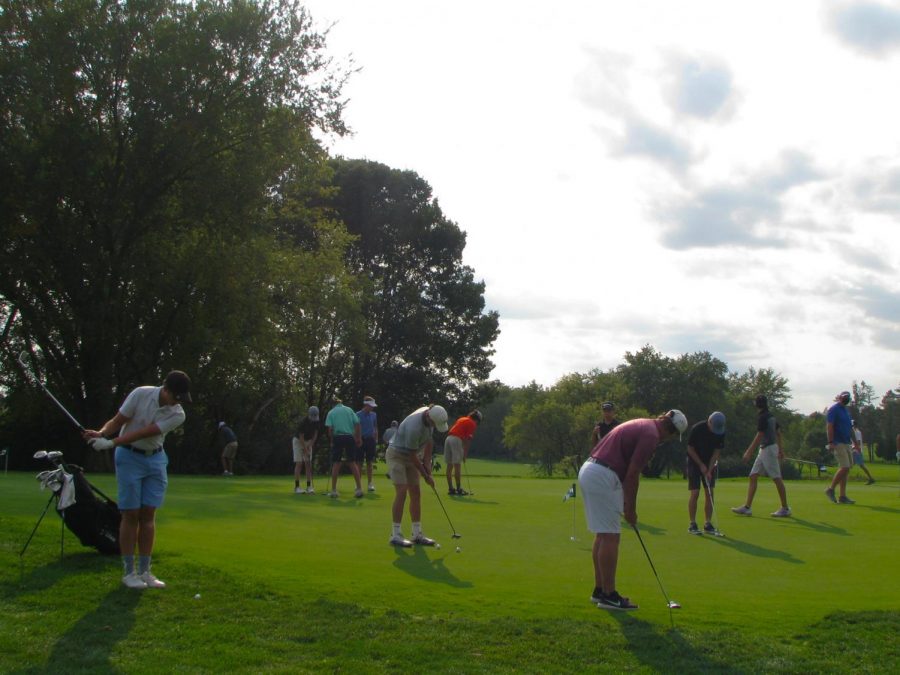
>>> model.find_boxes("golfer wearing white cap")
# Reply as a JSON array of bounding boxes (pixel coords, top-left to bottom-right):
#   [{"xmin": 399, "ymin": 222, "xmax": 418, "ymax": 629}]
[
  {"xmin": 357, "ymin": 396, "xmax": 379, "ymax": 492},
  {"xmin": 385, "ymin": 405, "xmax": 448, "ymax": 547}
]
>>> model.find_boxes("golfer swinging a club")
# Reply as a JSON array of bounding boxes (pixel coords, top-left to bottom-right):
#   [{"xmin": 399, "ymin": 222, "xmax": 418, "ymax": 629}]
[
  {"xmin": 83, "ymin": 371, "xmax": 191, "ymax": 590},
  {"xmin": 578, "ymin": 409, "xmax": 687, "ymax": 610}
]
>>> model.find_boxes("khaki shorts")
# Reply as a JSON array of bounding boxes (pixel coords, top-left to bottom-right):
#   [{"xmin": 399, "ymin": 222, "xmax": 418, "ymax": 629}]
[
  {"xmin": 750, "ymin": 444, "xmax": 781, "ymax": 478},
  {"xmin": 444, "ymin": 435, "xmax": 464, "ymax": 464},
  {"xmin": 386, "ymin": 446, "xmax": 420, "ymax": 486},
  {"xmin": 578, "ymin": 461, "xmax": 623, "ymax": 534},
  {"xmin": 292, "ymin": 437, "xmax": 313, "ymax": 463},
  {"xmin": 222, "ymin": 441, "xmax": 238, "ymax": 460},
  {"xmin": 832, "ymin": 443, "xmax": 852, "ymax": 469}
]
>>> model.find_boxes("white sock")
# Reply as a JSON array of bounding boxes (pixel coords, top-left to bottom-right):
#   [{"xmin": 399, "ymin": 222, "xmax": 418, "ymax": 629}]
[
  {"xmin": 412, "ymin": 522, "xmax": 422, "ymax": 537},
  {"xmin": 392, "ymin": 523, "xmax": 402, "ymax": 536}
]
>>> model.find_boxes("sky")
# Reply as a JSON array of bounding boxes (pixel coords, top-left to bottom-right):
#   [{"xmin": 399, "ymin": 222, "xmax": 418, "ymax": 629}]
[{"xmin": 302, "ymin": 0, "xmax": 900, "ymax": 414}]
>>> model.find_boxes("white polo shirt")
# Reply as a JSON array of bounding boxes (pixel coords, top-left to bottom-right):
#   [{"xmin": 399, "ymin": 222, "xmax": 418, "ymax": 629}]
[{"xmin": 119, "ymin": 386, "xmax": 186, "ymax": 451}]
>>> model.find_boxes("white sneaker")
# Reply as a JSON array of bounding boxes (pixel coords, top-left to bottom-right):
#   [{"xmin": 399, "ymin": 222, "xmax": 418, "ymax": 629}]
[
  {"xmin": 306, "ymin": 486, "xmax": 315, "ymax": 494},
  {"xmin": 731, "ymin": 505, "xmax": 752, "ymax": 516},
  {"xmin": 294, "ymin": 486, "xmax": 304, "ymax": 494},
  {"xmin": 368, "ymin": 483, "xmax": 376, "ymax": 492},
  {"xmin": 122, "ymin": 572, "xmax": 147, "ymax": 589},
  {"xmin": 141, "ymin": 571, "xmax": 166, "ymax": 589},
  {"xmin": 354, "ymin": 488, "xmax": 364, "ymax": 498},
  {"xmin": 328, "ymin": 491, "xmax": 338, "ymax": 499},
  {"xmin": 413, "ymin": 534, "xmax": 436, "ymax": 546},
  {"xmin": 389, "ymin": 534, "xmax": 413, "ymax": 547},
  {"xmin": 771, "ymin": 507, "xmax": 792, "ymax": 518}
]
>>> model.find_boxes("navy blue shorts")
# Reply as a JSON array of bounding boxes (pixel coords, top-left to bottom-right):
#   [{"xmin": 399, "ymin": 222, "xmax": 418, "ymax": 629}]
[
  {"xmin": 361, "ymin": 436, "xmax": 376, "ymax": 462},
  {"xmin": 330, "ymin": 435, "xmax": 358, "ymax": 463}
]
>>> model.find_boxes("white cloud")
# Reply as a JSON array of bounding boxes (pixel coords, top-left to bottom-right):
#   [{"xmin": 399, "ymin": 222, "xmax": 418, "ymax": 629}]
[{"xmin": 828, "ymin": 1, "xmax": 900, "ymax": 56}]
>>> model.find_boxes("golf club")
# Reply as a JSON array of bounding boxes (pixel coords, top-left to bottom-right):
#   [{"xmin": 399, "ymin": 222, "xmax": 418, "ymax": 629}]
[
  {"xmin": 463, "ymin": 459, "xmax": 474, "ymax": 496},
  {"xmin": 631, "ymin": 524, "xmax": 680, "ymax": 627},
  {"xmin": 430, "ymin": 483, "xmax": 462, "ymax": 539},
  {"xmin": 18, "ymin": 351, "xmax": 85, "ymax": 432},
  {"xmin": 702, "ymin": 466, "xmax": 725, "ymax": 537}
]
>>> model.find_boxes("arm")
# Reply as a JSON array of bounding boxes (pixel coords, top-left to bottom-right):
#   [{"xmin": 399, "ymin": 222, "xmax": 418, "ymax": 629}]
[
  {"xmin": 826, "ymin": 421, "xmax": 834, "ymax": 446},
  {"xmin": 354, "ymin": 422, "xmax": 361, "ymax": 446},
  {"xmin": 590, "ymin": 425, "xmax": 600, "ymax": 446},
  {"xmin": 84, "ymin": 412, "xmax": 162, "ymax": 447},
  {"xmin": 413, "ymin": 440, "xmax": 435, "ymax": 487},
  {"xmin": 622, "ymin": 459, "xmax": 643, "ymax": 526},
  {"xmin": 708, "ymin": 450, "xmax": 721, "ymax": 480},
  {"xmin": 685, "ymin": 444, "xmax": 707, "ymax": 475},
  {"xmin": 743, "ymin": 432, "xmax": 764, "ymax": 461},
  {"xmin": 776, "ymin": 429, "xmax": 784, "ymax": 460},
  {"xmin": 463, "ymin": 437, "xmax": 472, "ymax": 461}
]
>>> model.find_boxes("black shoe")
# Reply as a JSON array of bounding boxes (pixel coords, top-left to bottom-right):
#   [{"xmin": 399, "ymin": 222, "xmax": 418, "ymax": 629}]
[
  {"xmin": 865, "ymin": 479, "xmax": 875, "ymax": 485},
  {"xmin": 456, "ymin": 488, "xmax": 469, "ymax": 496},
  {"xmin": 703, "ymin": 522, "xmax": 716, "ymax": 533},
  {"xmin": 448, "ymin": 487, "xmax": 457, "ymax": 495},
  {"xmin": 688, "ymin": 522, "xmax": 702, "ymax": 535},
  {"xmin": 590, "ymin": 589, "xmax": 604, "ymax": 605},
  {"xmin": 597, "ymin": 591, "xmax": 638, "ymax": 611}
]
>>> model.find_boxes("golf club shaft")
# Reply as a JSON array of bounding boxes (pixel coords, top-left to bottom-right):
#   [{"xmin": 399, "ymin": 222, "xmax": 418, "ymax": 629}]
[
  {"xmin": 631, "ymin": 524, "xmax": 673, "ymax": 604},
  {"xmin": 430, "ymin": 482, "xmax": 460, "ymax": 537},
  {"xmin": 18, "ymin": 351, "xmax": 85, "ymax": 431}
]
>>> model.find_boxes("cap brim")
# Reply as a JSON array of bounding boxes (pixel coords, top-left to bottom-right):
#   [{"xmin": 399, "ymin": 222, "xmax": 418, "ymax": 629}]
[
  {"xmin": 177, "ymin": 392, "xmax": 192, "ymax": 403},
  {"xmin": 436, "ymin": 422, "xmax": 448, "ymax": 432}
]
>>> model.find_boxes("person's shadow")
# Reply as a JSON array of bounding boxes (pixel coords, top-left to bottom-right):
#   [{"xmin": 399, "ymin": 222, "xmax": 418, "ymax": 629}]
[
  {"xmin": 392, "ymin": 545, "xmax": 473, "ymax": 588},
  {"xmin": 702, "ymin": 533, "xmax": 804, "ymax": 564},
  {"xmin": 612, "ymin": 613, "xmax": 748, "ymax": 673}
]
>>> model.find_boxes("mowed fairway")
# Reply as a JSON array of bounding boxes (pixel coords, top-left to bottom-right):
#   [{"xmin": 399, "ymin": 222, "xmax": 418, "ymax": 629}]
[{"xmin": 2, "ymin": 459, "xmax": 898, "ymax": 672}]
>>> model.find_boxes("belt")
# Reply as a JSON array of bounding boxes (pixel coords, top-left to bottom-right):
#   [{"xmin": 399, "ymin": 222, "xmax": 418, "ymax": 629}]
[
  {"xmin": 123, "ymin": 444, "xmax": 163, "ymax": 456},
  {"xmin": 589, "ymin": 458, "xmax": 612, "ymax": 469}
]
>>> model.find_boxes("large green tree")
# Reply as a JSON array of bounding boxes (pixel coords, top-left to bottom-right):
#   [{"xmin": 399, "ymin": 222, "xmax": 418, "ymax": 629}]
[{"xmin": 0, "ymin": 0, "xmax": 349, "ymax": 465}]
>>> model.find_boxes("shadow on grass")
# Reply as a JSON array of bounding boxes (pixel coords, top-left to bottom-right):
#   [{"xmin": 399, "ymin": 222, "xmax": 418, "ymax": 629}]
[
  {"xmin": 634, "ymin": 522, "xmax": 666, "ymax": 536},
  {"xmin": 781, "ymin": 517, "xmax": 851, "ymax": 536},
  {"xmin": 392, "ymin": 545, "xmax": 473, "ymax": 588},
  {"xmin": 612, "ymin": 613, "xmax": 745, "ymax": 674},
  {"xmin": 855, "ymin": 504, "xmax": 900, "ymax": 515},
  {"xmin": 701, "ymin": 533, "xmax": 804, "ymax": 563}
]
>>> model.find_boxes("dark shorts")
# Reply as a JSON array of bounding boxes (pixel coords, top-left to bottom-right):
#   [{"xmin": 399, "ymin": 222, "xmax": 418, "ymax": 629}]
[
  {"xmin": 330, "ymin": 435, "xmax": 358, "ymax": 463},
  {"xmin": 687, "ymin": 461, "xmax": 716, "ymax": 491},
  {"xmin": 361, "ymin": 436, "xmax": 376, "ymax": 462}
]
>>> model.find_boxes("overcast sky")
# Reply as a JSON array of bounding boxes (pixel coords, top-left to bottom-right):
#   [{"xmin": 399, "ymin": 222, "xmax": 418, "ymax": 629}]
[{"xmin": 303, "ymin": 0, "xmax": 900, "ymax": 414}]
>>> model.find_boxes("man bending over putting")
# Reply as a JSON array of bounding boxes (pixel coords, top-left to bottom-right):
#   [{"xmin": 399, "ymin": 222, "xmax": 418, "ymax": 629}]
[
  {"xmin": 578, "ymin": 410, "xmax": 687, "ymax": 610},
  {"xmin": 386, "ymin": 405, "xmax": 449, "ymax": 547},
  {"xmin": 83, "ymin": 371, "xmax": 191, "ymax": 590}
]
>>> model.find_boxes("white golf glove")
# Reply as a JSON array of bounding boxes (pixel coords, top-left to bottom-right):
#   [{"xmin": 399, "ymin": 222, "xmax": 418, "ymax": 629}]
[{"xmin": 89, "ymin": 437, "xmax": 114, "ymax": 451}]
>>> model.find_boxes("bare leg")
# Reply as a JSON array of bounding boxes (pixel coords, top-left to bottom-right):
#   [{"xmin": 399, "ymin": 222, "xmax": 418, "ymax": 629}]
[
  {"xmin": 330, "ymin": 462, "xmax": 340, "ymax": 492},
  {"xmin": 745, "ymin": 474, "xmax": 759, "ymax": 507},
  {"xmin": 594, "ymin": 532, "xmax": 621, "ymax": 594},
  {"xmin": 120, "ymin": 509, "xmax": 140, "ymax": 556},
  {"xmin": 408, "ymin": 484, "xmax": 422, "ymax": 522},
  {"xmin": 772, "ymin": 478, "xmax": 788, "ymax": 508},
  {"xmin": 688, "ymin": 489, "xmax": 699, "ymax": 523},
  {"xmin": 137, "ymin": 506, "xmax": 157, "ymax": 556},
  {"xmin": 392, "ymin": 484, "xmax": 409, "ymax": 523}
]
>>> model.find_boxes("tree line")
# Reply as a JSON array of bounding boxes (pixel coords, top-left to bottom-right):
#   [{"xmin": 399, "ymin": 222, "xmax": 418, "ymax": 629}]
[{"xmin": 470, "ymin": 345, "xmax": 900, "ymax": 477}]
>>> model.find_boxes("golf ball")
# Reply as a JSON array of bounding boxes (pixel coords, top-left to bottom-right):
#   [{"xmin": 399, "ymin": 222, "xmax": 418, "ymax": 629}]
[
  {"xmin": 434, "ymin": 543, "xmax": 441, "ymax": 550},
  {"xmin": 455, "ymin": 546, "xmax": 462, "ymax": 553},
  {"xmin": 193, "ymin": 593, "xmax": 201, "ymax": 599}
]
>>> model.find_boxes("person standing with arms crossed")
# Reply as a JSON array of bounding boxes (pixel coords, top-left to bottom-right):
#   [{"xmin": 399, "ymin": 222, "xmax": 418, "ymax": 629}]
[
  {"xmin": 325, "ymin": 398, "xmax": 363, "ymax": 498},
  {"xmin": 293, "ymin": 406, "xmax": 319, "ymax": 494},
  {"xmin": 731, "ymin": 395, "xmax": 792, "ymax": 518},
  {"xmin": 386, "ymin": 405, "xmax": 449, "ymax": 547},
  {"xmin": 357, "ymin": 396, "xmax": 379, "ymax": 492},
  {"xmin": 445, "ymin": 410, "xmax": 482, "ymax": 495},
  {"xmin": 590, "ymin": 402, "xmax": 620, "ymax": 446},
  {"xmin": 825, "ymin": 391, "xmax": 856, "ymax": 504},
  {"xmin": 685, "ymin": 412, "xmax": 726, "ymax": 535},
  {"xmin": 578, "ymin": 410, "xmax": 688, "ymax": 610},
  {"xmin": 83, "ymin": 371, "xmax": 191, "ymax": 589}
]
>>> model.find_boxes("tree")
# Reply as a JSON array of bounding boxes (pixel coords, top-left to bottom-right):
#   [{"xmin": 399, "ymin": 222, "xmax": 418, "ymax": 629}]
[{"xmin": 0, "ymin": 0, "xmax": 350, "ymax": 465}]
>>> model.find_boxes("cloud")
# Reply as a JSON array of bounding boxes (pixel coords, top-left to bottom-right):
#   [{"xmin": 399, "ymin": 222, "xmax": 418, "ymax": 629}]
[
  {"xmin": 850, "ymin": 283, "xmax": 900, "ymax": 323},
  {"xmin": 658, "ymin": 151, "xmax": 825, "ymax": 249},
  {"xmin": 827, "ymin": 2, "xmax": 900, "ymax": 56},
  {"xmin": 666, "ymin": 56, "xmax": 736, "ymax": 120},
  {"xmin": 613, "ymin": 119, "xmax": 695, "ymax": 171},
  {"xmin": 848, "ymin": 165, "xmax": 900, "ymax": 213}
]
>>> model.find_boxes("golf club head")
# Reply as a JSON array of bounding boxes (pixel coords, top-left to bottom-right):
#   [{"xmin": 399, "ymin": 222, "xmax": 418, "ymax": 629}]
[
  {"xmin": 33, "ymin": 450, "xmax": 48, "ymax": 460},
  {"xmin": 667, "ymin": 601, "xmax": 682, "ymax": 609},
  {"xmin": 451, "ymin": 533, "xmax": 462, "ymax": 539},
  {"xmin": 46, "ymin": 451, "xmax": 63, "ymax": 460}
]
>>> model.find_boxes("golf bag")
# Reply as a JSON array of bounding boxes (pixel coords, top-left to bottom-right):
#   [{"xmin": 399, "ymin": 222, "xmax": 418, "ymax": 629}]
[{"xmin": 33, "ymin": 455, "xmax": 121, "ymax": 555}]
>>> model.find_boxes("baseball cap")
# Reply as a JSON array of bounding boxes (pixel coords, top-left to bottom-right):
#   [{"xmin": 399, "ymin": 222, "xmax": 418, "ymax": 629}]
[
  {"xmin": 163, "ymin": 370, "xmax": 192, "ymax": 403},
  {"xmin": 218, "ymin": 421, "xmax": 225, "ymax": 429},
  {"xmin": 471, "ymin": 410, "xmax": 483, "ymax": 423},
  {"xmin": 601, "ymin": 402, "xmax": 615, "ymax": 411},
  {"xmin": 707, "ymin": 411, "xmax": 726, "ymax": 435},
  {"xmin": 835, "ymin": 391, "xmax": 851, "ymax": 403},
  {"xmin": 363, "ymin": 396, "xmax": 377, "ymax": 408},
  {"xmin": 428, "ymin": 405, "xmax": 449, "ymax": 432},
  {"xmin": 754, "ymin": 394, "xmax": 768, "ymax": 409},
  {"xmin": 667, "ymin": 409, "xmax": 688, "ymax": 434},
  {"xmin": 308, "ymin": 406, "xmax": 319, "ymax": 421}
]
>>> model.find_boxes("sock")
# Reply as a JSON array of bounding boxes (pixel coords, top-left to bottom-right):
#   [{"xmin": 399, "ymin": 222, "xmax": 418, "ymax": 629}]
[
  {"xmin": 392, "ymin": 523, "xmax": 402, "ymax": 537},
  {"xmin": 138, "ymin": 555, "xmax": 151, "ymax": 574},
  {"xmin": 412, "ymin": 522, "xmax": 422, "ymax": 537},
  {"xmin": 122, "ymin": 555, "xmax": 135, "ymax": 575}
]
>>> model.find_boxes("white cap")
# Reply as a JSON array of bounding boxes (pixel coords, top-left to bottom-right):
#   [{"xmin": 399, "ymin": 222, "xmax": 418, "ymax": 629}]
[
  {"xmin": 667, "ymin": 409, "xmax": 688, "ymax": 434},
  {"xmin": 363, "ymin": 396, "xmax": 377, "ymax": 408},
  {"xmin": 427, "ymin": 405, "xmax": 449, "ymax": 432}
]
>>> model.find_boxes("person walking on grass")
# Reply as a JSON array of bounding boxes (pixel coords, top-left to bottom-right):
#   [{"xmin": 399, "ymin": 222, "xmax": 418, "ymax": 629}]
[
  {"xmin": 824, "ymin": 391, "xmax": 856, "ymax": 504},
  {"xmin": 686, "ymin": 412, "xmax": 726, "ymax": 535},
  {"xmin": 325, "ymin": 398, "xmax": 363, "ymax": 499},
  {"xmin": 386, "ymin": 405, "xmax": 449, "ymax": 547},
  {"xmin": 578, "ymin": 410, "xmax": 688, "ymax": 611},
  {"xmin": 83, "ymin": 370, "xmax": 191, "ymax": 590},
  {"xmin": 851, "ymin": 421, "xmax": 875, "ymax": 485},
  {"xmin": 218, "ymin": 421, "xmax": 238, "ymax": 476},
  {"xmin": 731, "ymin": 394, "xmax": 792, "ymax": 518},
  {"xmin": 445, "ymin": 410, "xmax": 482, "ymax": 495},
  {"xmin": 293, "ymin": 406, "xmax": 319, "ymax": 494},
  {"xmin": 357, "ymin": 396, "xmax": 379, "ymax": 492}
]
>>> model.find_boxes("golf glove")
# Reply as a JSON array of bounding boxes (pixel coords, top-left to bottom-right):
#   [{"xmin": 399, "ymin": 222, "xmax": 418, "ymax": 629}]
[{"xmin": 89, "ymin": 437, "xmax": 114, "ymax": 451}]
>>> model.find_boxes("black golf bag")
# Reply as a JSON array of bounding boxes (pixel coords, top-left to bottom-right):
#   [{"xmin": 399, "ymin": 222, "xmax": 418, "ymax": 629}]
[{"xmin": 62, "ymin": 464, "xmax": 121, "ymax": 555}]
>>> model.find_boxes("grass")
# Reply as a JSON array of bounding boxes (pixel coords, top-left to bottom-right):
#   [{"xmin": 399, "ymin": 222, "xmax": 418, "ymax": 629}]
[{"xmin": 1, "ymin": 459, "xmax": 898, "ymax": 673}]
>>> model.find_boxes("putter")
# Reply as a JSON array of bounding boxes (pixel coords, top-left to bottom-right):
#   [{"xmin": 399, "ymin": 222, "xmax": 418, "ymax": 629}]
[
  {"xmin": 430, "ymin": 483, "xmax": 462, "ymax": 539},
  {"xmin": 18, "ymin": 351, "xmax": 85, "ymax": 432},
  {"xmin": 463, "ymin": 459, "xmax": 474, "ymax": 496},
  {"xmin": 631, "ymin": 524, "xmax": 680, "ymax": 627},
  {"xmin": 702, "ymin": 469, "xmax": 725, "ymax": 537}
]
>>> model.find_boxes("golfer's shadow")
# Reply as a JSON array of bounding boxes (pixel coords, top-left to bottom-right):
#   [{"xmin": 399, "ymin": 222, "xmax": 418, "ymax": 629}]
[
  {"xmin": 392, "ymin": 545, "xmax": 473, "ymax": 588},
  {"xmin": 702, "ymin": 533, "xmax": 804, "ymax": 564},
  {"xmin": 781, "ymin": 516, "xmax": 850, "ymax": 535},
  {"xmin": 40, "ymin": 587, "xmax": 141, "ymax": 673},
  {"xmin": 612, "ymin": 614, "xmax": 746, "ymax": 673}
]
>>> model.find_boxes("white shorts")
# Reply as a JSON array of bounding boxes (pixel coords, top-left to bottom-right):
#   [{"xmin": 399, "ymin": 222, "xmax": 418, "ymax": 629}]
[
  {"xmin": 292, "ymin": 437, "xmax": 313, "ymax": 463},
  {"xmin": 750, "ymin": 444, "xmax": 781, "ymax": 478},
  {"xmin": 444, "ymin": 435, "xmax": 464, "ymax": 464},
  {"xmin": 578, "ymin": 460, "xmax": 623, "ymax": 534}
]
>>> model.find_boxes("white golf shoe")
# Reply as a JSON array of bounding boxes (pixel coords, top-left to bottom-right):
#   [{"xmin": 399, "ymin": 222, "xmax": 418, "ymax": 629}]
[
  {"xmin": 141, "ymin": 571, "xmax": 166, "ymax": 589},
  {"xmin": 122, "ymin": 572, "xmax": 147, "ymax": 590},
  {"xmin": 413, "ymin": 534, "xmax": 437, "ymax": 546},
  {"xmin": 389, "ymin": 534, "xmax": 413, "ymax": 548}
]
